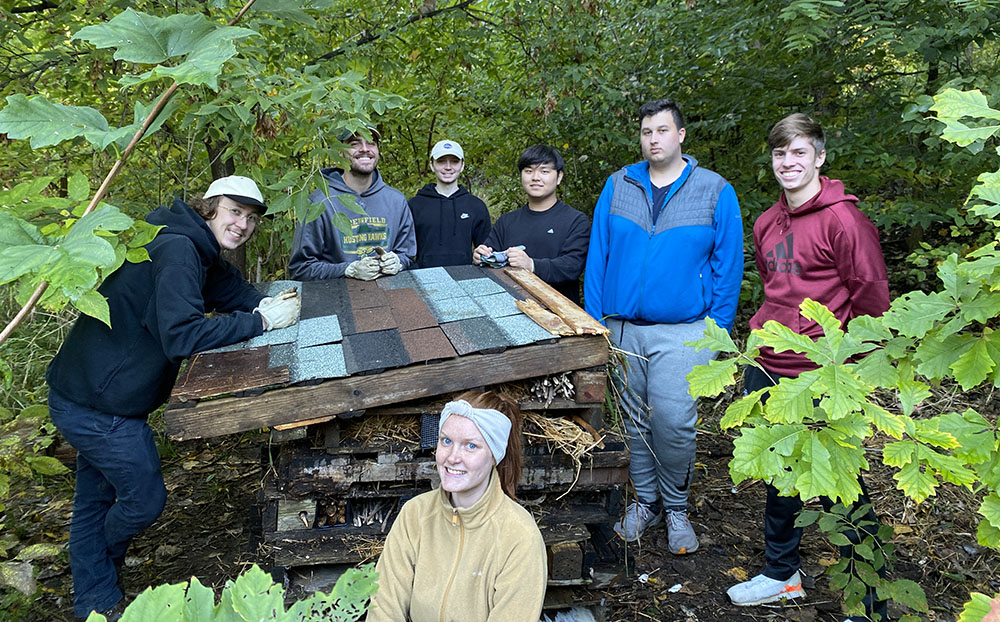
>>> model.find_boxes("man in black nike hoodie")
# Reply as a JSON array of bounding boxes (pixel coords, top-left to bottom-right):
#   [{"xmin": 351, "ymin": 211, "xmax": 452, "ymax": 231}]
[
  {"xmin": 407, "ymin": 139, "xmax": 491, "ymax": 268},
  {"xmin": 46, "ymin": 176, "xmax": 299, "ymax": 621}
]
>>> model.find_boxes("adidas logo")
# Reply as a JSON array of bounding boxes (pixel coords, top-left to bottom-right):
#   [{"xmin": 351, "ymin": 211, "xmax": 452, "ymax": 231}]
[
  {"xmin": 546, "ymin": 228, "xmax": 554, "ymax": 234},
  {"xmin": 765, "ymin": 233, "xmax": 802, "ymax": 275},
  {"xmin": 460, "ymin": 213, "xmax": 469, "ymax": 219}
]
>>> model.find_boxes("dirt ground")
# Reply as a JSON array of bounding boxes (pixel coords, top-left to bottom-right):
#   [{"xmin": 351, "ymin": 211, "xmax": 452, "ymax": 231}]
[{"xmin": 16, "ymin": 401, "xmax": 1000, "ymax": 622}]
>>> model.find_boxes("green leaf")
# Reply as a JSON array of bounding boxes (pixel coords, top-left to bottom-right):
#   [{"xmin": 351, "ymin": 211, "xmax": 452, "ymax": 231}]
[
  {"xmin": 914, "ymin": 333, "xmax": 971, "ymax": 381},
  {"xmin": 182, "ymin": 577, "xmax": 217, "ymax": 620},
  {"xmin": 849, "ymin": 349, "xmax": 898, "ymax": 388},
  {"xmin": 67, "ymin": 171, "xmax": 90, "ymax": 202},
  {"xmin": 730, "ymin": 424, "xmax": 805, "ymax": 482},
  {"xmin": 950, "ymin": 336, "xmax": 996, "ymax": 390},
  {"xmin": 125, "ymin": 247, "xmax": 151, "ymax": 263},
  {"xmin": 813, "ymin": 365, "xmax": 869, "ymax": 419},
  {"xmin": 893, "ymin": 459, "xmax": 938, "ymax": 503},
  {"xmin": 882, "ymin": 441, "xmax": 915, "ymax": 468},
  {"xmin": 126, "ymin": 222, "xmax": 163, "ymax": 248},
  {"xmin": 73, "ymin": 10, "xmax": 257, "ymax": 89},
  {"xmin": 931, "ymin": 88, "xmax": 1000, "ymax": 123},
  {"xmin": 763, "ymin": 373, "xmax": 817, "ymax": 423},
  {"xmin": 251, "ymin": 0, "xmax": 317, "ymax": 26},
  {"xmin": 977, "ymin": 518, "xmax": 1000, "ymax": 550},
  {"xmin": 980, "ymin": 492, "xmax": 1000, "ymax": 531},
  {"xmin": 756, "ymin": 321, "xmax": 829, "ymax": 365},
  {"xmin": 25, "ymin": 455, "xmax": 69, "ymax": 476},
  {"xmin": 114, "ymin": 580, "xmax": 187, "ymax": 621},
  {"xmin": 956, "ymin": 592, "xmax": 1000, "ymax": 622},
  {"xmin": 0, "ymin": 244, "xmax": 62, "ymax": 285},
  {"xmin": 882, "ymin": 291, "xmax": 955, "ymax": 338},
  {"xmin": 938, "ymin": 118, "xmax": 1000, "ymax": 146},
  {"xmin": 897, "ymin": 375, "xmax": 931, "ymax": 416},
  {"xmin": 846, "ymin": 314, "xmax": 891, "ymax": 343},
  {"xmin": 686, "ymin": 316, "xmax": 738, "ymax": 354},
  {"xmin": 719, "ymin": 388, "xmax": 765, "ymax": 429},
  {"xmin": 0, "ymin": 94, "xmax": 110, "ymax": 149},
  {"xmin": 863, "ymin": 403, "xmax": 906, "ymax": 440},
  {"xmin": 936, "ymin": 409, "xmax": 995, "ymax": 463},
  {"xmin": 887, "ymin": 578, "xmax": 929, "ymax": 613},
  {"xmin": 686, "ymin": 356, "xmax": 738, "ymax": 398},
  {"xmin": 0, "ymin": 212, "xmax": 45, "ymax": 248},
  {"xmin": 794, "ymin": 433, "xmax": 836, "ymax": 499},
  {"xmin": 67, "ymin": 204, "xmax": 134, "ymax": 238},
  {"xmin": 229, "ymin": 564, "xmax": 286, "ymax": 620},
  {"xmin": 73, "ymin": 290, "xmax": 111, "ymax": 327}
]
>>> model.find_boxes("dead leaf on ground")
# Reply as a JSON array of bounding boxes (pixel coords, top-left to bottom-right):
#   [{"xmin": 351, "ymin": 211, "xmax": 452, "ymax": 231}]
[
  {"xmin": 677, "ymin": 581, "xmax": 706, "ymax": 595},
  {"xmin": 723, "ymin": 566, "xmax": 748, "ymax": 581}
]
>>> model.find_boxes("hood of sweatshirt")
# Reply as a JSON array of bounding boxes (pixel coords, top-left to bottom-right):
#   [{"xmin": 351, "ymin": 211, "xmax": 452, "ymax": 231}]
[
  {"xmin": 773, "ymin": 177, "xmax": 859, "ymax": 232},
  {"xmin": 414, "ymin": 183, "xmax": 470, "ymax": 201},
  {"xmin": 320, "ymin": 167, "xmax": 386, "ymax": 197},
  {"xmin": 146, "ymin": 199, "xmax": 221, "ymax": 269}
]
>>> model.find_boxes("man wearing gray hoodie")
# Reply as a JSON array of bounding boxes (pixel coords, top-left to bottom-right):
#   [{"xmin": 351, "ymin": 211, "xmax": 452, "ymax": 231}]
[{"xmin": 289, "ymin": 129, "xmax": 417, "ymax": 280}]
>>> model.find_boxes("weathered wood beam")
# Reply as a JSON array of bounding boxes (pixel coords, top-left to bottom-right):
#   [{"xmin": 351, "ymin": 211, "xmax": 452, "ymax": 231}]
[
  {"xmin": 165, "ymin": 336, "xmax": 608, "ymax": 441},
  {"xmin": 504, "ymin": 268, "xmax": 609, "ymax": 336}
]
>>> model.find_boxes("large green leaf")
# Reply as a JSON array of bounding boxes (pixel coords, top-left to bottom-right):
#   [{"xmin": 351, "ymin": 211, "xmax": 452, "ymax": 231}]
[
  {"xmin": 813, "ymin": 365, "xmax": 869, "ymax": 420},
  {"xmin": 229, "ymin": 564, "xmax": 286, "ymax": 620},
  {"xmin": 956, "ymin": 592, "xmax": 1000, "ymax": 622},
  {"xmin": 685, "ymin": 316, "xmax": 738, "ymax": 354},
  {"xmin": 793, "ymin": 433, "xmax": 836, "ymax": 499},
  {"xmin": 756, "ymin": 321, "xmax": 829, "ymax": 364},
  {"xmin": 935, "ymin": 409, "xmax": 995, "ymax": 464},
  {"xmin": 719, "ymin": 388, "xmax": 765, "ymax": 429},
  {"xmin": 0, "ymin": 94, "xmax": 110, "ymax": 149},
  {"xmin": 686, "ymin": 356, "xmax": 738, "ymax": 398},
  {"xmin": 73, "ymin": 10, "xmax": 256, "ymax": 89},
  {"xmin": 931, "ymin": 88, "xmax": 1000, "ymax": 123},
  {"xmin": 0, "ymin": 244, "xmax": 61, "ymax": 285},
  {"xmin": 882, "ymin": 290, "xmax": 955, "ymax": 338},
  {"xmin": 730, "ymin": 424, "xmax": 804, "ymax": 483},
  {"xmin": 950, "ymin": 335, "xmax": 997, "ymax": 390},
  {"xmin": 862, "ymin": 403, "xmax": 906, "ymax": 440},
  {"xmin": 763, "ymin": 373, "xmax": 817, "ymax": 423},
  {"xmin": 896, "ymin": 375, "xmax": 931, "ymax": 416},
  {"xmin": 913, "ymin": 333, "xmax": 972, "ymax": 380},
  {"xmin": 73, "ymin": 290, "xmax": 111, "ymax": 327},
  {"xmin": 849, "ymin": 350, "xmax": 899, "ymax": 388},
  {"xmin": 893, "ymin": 459, "xmax": 938, "ymax": 504}
]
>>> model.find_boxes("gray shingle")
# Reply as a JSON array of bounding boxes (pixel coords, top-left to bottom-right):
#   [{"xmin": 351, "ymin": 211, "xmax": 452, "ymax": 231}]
[
  {"xmin": 493, "ymin": 314, "xmax": 554, "ymax": 346},
  {"xmin": 290, "ymin": 343, "xmax": 347, "ymax": 382},
  {"xmin": 298, "ymin": 315, "xmax": 343, "ymax": 348},
  {"xmin": 427, "ymin": 295, "xmax": 486, "ymax": 323},
  {"xmin": 475, "ymin": 291, "xmax": 522, "ymax": 318},
  {"xmin": 458, "ymin": 277, "xmax": 505, "ymax": 297},
  {"xmin": 247, "ymin": 323, "xmax": 299, "ymax": 348}
]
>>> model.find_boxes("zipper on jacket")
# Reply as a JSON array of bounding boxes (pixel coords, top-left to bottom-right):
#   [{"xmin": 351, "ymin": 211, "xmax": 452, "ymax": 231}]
[{"xmin": 440, "ymin": 509, "xmax": 464, "ymax": 622}]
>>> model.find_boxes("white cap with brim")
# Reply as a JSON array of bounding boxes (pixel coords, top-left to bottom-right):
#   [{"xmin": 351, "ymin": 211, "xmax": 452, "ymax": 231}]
[
  {"xmin": 203, "ymin": 175, "xmax": 268, "ymax": 214},
  {"xmin": 431, "ymin": 140, "xmax": 464, "ymax": 161}
]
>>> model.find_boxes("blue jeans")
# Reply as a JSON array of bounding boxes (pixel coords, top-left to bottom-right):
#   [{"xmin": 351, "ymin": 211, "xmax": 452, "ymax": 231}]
[{"xmin": 47, "ymin": 389, "xmax": 167, "ymax": 618}]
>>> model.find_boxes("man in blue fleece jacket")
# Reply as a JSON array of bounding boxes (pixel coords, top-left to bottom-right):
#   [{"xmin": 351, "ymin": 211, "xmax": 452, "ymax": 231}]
[{"xmin": 585, "ymin": 99, "xmax": 743, "ymax": 554}]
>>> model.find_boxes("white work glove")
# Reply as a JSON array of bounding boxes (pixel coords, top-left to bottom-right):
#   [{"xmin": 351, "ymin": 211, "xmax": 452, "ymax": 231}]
[
  {"xmin": 379, "ymin": 251, "xmax": 402, "ymax": 275},
  {"xmin": 256, "ymin": 288, "xmax": 300, "ymax": 330},
  {"xmin": 346, "ymin": 256, "xmax": 381, "ymax": 280}
]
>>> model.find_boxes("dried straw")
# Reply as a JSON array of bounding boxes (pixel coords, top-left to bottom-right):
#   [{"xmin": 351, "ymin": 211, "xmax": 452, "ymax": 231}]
[
  {"xmin": 343, "ymin": 415, "xmax": 419, "ymax": 445},
  {"xmin": 523, "ymin": 411, "xmax": 606, "ymax": 499},
  {"xmin": 345, "ymin": 535, "xmax": 385, "ymax": 563}
]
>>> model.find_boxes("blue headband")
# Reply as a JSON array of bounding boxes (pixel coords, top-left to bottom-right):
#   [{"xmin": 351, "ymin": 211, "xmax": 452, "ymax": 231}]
[{"xmin": 439, "ymin": 399, "xmax": 511, "ymax": 464}]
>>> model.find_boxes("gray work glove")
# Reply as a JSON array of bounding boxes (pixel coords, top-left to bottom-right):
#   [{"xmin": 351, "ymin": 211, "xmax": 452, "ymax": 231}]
[
  {"xmin": 379, "ymin": 251, "xmax": 402, "ymax": 276},
  {"xmin": 256, "ymin": 288, "xmax": 300, "ymax": 330},
  {"xmin": 346, "ymin": 256, "xmax": 380, "ymax": 280}
]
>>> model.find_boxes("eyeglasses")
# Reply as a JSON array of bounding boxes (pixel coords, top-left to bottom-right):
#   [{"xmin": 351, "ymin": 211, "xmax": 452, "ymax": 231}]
[{"xmin": 225, "ymin": 205, "xmax": 260, "ymax": 226}]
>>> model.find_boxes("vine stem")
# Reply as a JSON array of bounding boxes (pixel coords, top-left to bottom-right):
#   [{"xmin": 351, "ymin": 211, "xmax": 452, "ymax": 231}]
[{"xmin": 0, "ymin": 0, "xmax": 259, "ymax": 349}]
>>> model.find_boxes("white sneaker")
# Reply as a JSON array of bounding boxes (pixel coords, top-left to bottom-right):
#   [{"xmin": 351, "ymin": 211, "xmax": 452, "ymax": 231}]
[{"xmin": 726, "ymin": 571, "xmax": 805, "ymax": 606}]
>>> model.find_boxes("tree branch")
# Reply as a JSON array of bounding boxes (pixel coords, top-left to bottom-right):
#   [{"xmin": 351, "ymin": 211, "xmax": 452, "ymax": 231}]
[{"xmin": 310, "ymin": 0, "xmax": 474, "ymax": 64}]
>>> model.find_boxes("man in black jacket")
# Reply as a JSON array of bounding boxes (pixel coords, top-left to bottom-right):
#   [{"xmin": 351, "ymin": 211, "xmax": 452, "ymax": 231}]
[
  {"xmin": 474, "ymin": 145, "xmax": 590, "ymax": 305},
  {"xmin": 408, "ymin": 139, "xmax": 491, "ymax": 268},
  {"xmin": 46, "ymin": 176, "xmax": 300, "ymax": 621}
]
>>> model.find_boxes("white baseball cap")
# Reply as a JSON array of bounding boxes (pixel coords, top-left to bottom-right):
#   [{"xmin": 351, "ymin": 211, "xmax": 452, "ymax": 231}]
[
  {"xmin": 203, "ymin": 176, "xmax": 268, "ymax": 213},
  {"xmin": 431, "ymin": 140, "xmax": 464, "ymax": 161}
]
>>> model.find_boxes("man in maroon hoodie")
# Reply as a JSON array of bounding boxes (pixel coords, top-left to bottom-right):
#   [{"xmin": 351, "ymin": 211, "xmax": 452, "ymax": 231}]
[{"xmin": 726, "ymin": 114, "xmax": 890, "ymax": 622}]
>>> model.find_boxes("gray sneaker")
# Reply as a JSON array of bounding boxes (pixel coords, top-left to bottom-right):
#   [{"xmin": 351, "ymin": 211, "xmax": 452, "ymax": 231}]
[
  {"xmin": 666, "ymin": 509, "xmax": 699, "ymax": 554},
  {"xmin": 613, "ymin": 502, "xmax": 662, "ymax": 542}
]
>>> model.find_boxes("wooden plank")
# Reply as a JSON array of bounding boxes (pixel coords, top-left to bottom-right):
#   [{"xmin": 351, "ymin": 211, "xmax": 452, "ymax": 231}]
[
  {"xmin": 273, "ymin": 415, "xmax": 335, "ymax": 431},
  {"xmin": 516, "ymin": 299, "xmax": 574, "ymax": 335},
  {"xmin": 165, "ymin": 336, "xmax": 608, "ymax": 441},
  {"xmin": 548, "ymin": 541, "xmax": 584, "ymax": 581},
  {"xmin": 504, "ymin": 268, "xmax": 609, "ymax": 336},
  {"xmin": 573, "ymin": 369, "xmax": 607, "ymax": 403},
  {"xmin": 171, "ymin": 348, "xmax": 289, "ymax": 401},
  {"xmin": 277, "ymin": 499, "xmax": 315, "ymax": 532}
]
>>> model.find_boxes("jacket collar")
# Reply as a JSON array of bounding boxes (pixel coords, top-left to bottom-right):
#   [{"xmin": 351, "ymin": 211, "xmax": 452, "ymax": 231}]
[{"xmin": 435, "ymin": 468, "xmax": 504, "ymax": 529}]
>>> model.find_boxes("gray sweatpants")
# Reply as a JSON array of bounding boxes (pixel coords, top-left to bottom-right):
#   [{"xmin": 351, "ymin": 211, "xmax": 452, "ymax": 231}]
[{"xmin": 609, "ymin": 317, "xmax": 716, "ymax": 509}]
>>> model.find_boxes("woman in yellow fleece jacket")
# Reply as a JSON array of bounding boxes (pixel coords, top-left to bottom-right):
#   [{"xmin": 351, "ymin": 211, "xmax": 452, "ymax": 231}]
[{"xmin": 367, "ymin": 391, "xmax": 547, "ymax": 622}]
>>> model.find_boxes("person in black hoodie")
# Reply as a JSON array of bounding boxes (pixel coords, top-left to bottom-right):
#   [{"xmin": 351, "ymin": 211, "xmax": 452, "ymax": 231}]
[
  {"xmin": 407, "ymin": 139, "xmax": 491, "ymax": 268},
  {"xmin": 45, "ymin": 176, "xmax": 300, "ymax": 621}
]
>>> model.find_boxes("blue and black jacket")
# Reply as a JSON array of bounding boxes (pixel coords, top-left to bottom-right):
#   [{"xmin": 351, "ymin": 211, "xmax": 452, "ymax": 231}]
[{"xmin": 584, "ymin": 156, "xmax": 743, "ymax": 330}]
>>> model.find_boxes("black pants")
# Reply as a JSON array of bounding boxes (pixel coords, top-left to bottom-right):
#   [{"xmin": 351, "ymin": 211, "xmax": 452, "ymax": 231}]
[{"xmin": 745, "ymin": 365, "xmax": 888, "ymax": 620}]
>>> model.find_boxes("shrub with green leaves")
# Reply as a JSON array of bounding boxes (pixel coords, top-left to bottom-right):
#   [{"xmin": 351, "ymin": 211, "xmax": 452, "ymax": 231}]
[
  {"xmin": 687, "ymin": 87, "xmax": 1000, "ymax": 620},
  {"xmin": 85, "ymin": 563, "xmax": 377, "ymax": 622}
]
